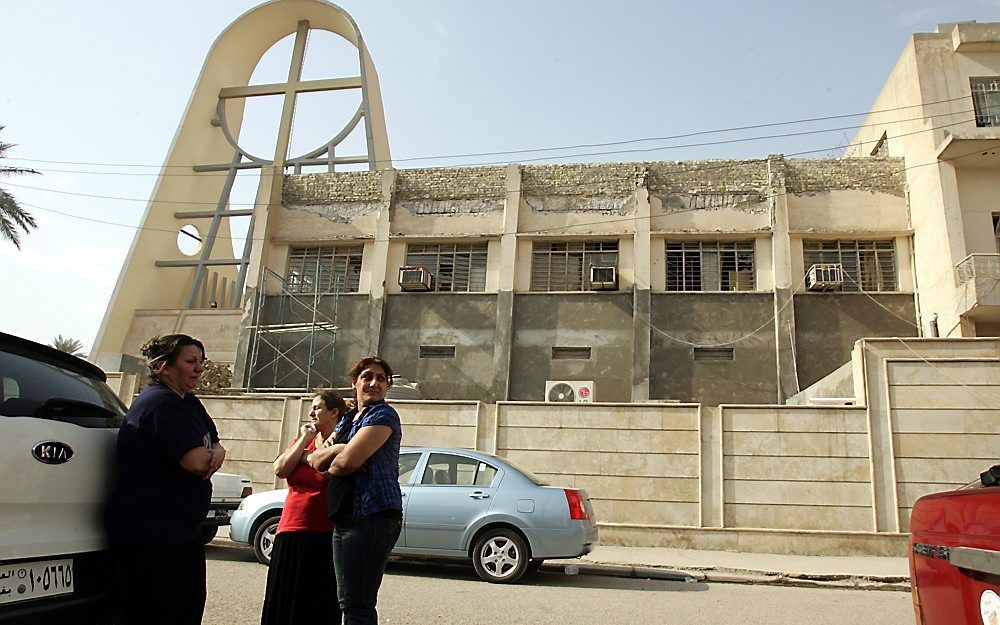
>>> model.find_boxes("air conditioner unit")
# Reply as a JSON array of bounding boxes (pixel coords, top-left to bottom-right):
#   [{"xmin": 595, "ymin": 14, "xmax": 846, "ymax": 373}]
[
  {"xmin": 544, "ymin": 380, "xmax": 595, "ymax": 403},
  {"xmin": 398, "ymin": 266, "xmax": 433, "ymax": 291},
  {"xmin": 589, "ymin": 266, "xmax": 617, "ymax": 290},
  {"xmin": 806, "ymin": 263, "xmax": 844, "ymax": 291}
]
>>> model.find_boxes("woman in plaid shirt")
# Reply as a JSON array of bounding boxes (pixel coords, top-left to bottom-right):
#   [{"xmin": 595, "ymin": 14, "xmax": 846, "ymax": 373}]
[{"xmin": 310, "ymin": 356, "xmax": 402, "ymax": 625}]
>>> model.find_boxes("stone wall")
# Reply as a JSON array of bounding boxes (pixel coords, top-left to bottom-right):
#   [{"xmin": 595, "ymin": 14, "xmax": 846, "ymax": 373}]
[
  {"xmin": 785, "ymin": 158, "xmax": 905, "ymax": 196},
  {"xmin": 395, "ymin": 166, "xmax": 506, "ymax": 201},
  {"xmin": 283, "ymin": 172, "xmax": 383, "ymax": 204},
  {"xmin": 647, "ymin": 160, "xmax": 770, "ymax": 193},
  {"xmin": 521, "ymin": 163, "xmax": 640, "ymax": 197}
]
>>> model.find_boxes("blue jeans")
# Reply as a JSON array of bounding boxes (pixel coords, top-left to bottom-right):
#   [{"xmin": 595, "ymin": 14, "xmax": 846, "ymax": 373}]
[{"xmin": 332, "ymin": 514, "xmax": 402, "ymax": 625}]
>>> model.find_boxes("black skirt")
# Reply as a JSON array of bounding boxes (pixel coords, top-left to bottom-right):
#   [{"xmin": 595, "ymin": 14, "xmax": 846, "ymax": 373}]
[{"xmin": 260, "ymin": 531, "xmax": 339, "ymax": 625}]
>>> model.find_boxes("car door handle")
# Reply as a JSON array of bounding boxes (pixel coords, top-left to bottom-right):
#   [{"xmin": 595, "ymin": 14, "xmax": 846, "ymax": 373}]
[{"xmin": 469, "ymin": 492, "xmax": 490, "ymax": 499}]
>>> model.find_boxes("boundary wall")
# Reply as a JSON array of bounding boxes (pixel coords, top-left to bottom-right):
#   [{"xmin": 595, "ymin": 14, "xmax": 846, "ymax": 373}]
[{"xmin": 181, "ymin": 338, "xmax": 999, "ymax": 556}]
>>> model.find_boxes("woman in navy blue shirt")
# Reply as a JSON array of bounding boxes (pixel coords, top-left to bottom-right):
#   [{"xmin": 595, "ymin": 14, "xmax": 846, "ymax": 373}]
[
  {"xmin": 105, "ymin": 334, "xmax": 226, "ymax": 625},
  {"xmin": 310, "ymin": 356, "xmax": 402, "ymax": 625}
]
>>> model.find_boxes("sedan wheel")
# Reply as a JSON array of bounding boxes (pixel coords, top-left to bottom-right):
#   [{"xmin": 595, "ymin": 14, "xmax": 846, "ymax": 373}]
[
  {"xmin": 253, "ymin": 515, "xmax": 280, "ymax": 565},
  {"xmin": 472, "ymin": 529, "xmax": 528, "ymax": 583}
]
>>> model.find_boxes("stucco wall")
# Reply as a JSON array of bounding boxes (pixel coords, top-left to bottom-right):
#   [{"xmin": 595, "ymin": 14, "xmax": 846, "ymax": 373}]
[
  {"xmin": 380, "ymin": 293, "xmax": 498, "ymax": 400},
  {"xmin": 649, "ymin": 293, "xmax": 778, "ymax": 405},
  {"xmin": 509, "ymin": 294, "xmax": 634, "ymax": 402},
  {"xmin": 957, "ymin": 168, "xmax": 1000, "ymax": 255},
  {"xmin": 794, "ymin": 294, "xmax": 917, "ymax": 390},
  {"xmin": 201, "ymin": 396, "xmax": 287, "ymax": 493},
  {"xmin": 496, "ymin": 402, "xmax": 702, "ymax": 528},
  {"xmin": 721, "ymin": 406, "xmax": 873, "ymax": 531},
  {"xmin": 886, "ymin": 359, "xmax": 1000, "ymax": 531}
]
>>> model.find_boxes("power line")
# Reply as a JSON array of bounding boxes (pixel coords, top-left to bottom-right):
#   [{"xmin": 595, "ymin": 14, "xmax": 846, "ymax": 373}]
[
  {"xmin": 21, "ymin": 106, "xmax": 975, "ymax": 177},
  {"xmin": 631, "ymin": 272, "xmax": 810, "ymax": 348},
  {"xmin": 19, "ymin": 132, "xmax": 998, "ymax": 243},
  {"xmin": 3, "ymin": 115, "xmax": 974, "ymax": 208},
  {"xmin": 5, "ymin": 95, "xmax": 971, "ymax": 171}
]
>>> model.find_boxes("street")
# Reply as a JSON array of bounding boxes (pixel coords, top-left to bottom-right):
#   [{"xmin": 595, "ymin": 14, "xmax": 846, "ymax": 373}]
[{"xmin": 204, "ymin": 540, "xmax": 916, "ymax": 625}]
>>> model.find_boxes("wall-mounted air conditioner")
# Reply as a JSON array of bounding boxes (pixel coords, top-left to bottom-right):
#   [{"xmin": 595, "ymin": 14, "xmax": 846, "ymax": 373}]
[
  {"xmin": 399, "ymin": 266, "xmax": 433, "ymax": 291},
  {"xmin": 806, "ymin": 263, "xmax": 844, "ymax": 291},
  {"xmin": 589, "ymin": 266, "xmax": 617, "ymax": 290},
  {"xmin": 544, "ymin": 380, "xmax": 595, "ymax": 403}
]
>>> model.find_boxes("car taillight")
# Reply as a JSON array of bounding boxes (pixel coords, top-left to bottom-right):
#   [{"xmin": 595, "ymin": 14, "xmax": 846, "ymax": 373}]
[
  {"xmin": 564, "ymin": 489, "xmax": 589, "ymax": 520},
  {"xmin": 241, "ymin": 486, "xmax": 253, "ymax": 498}
]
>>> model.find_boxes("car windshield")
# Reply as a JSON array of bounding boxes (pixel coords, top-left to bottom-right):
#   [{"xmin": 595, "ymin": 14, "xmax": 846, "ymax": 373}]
[
  {"xmin": 0, "ymin": 349, "xmax": 126, "ymax": 427},
  {"xmin": 498, "ymin": 456, "xmax": 549, "ymax": 486}
]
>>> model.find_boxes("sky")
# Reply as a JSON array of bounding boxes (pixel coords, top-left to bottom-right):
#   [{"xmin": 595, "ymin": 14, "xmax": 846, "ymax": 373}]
[{"xmin": 2, "ymin": 0, "xmax": 998, "ymax": 354}]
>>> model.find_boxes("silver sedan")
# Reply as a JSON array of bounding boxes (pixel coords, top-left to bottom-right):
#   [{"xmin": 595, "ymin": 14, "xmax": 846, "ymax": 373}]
[{"xmin": 230, "ymin": 446, "xmax": 599, "ymax": 583}]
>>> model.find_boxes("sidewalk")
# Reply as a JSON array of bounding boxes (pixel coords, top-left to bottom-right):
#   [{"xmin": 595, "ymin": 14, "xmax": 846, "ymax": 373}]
[{"xmin": 547, "ymin": 546, "xmax": 911, "ymax": 591}]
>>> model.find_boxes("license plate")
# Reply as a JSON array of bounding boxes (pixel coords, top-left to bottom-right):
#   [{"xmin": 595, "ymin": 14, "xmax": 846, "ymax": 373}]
[
  {"xmin": 206, "ymin": 508, "xmax": 230, "ymax": 520},
  {"xmin": 0, "ymin": 558, "xmax": 74, "ymax": 605}
]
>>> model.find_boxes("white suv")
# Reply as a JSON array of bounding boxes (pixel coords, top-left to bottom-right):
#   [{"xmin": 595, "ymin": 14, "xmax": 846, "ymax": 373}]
[{"xmin": 0, "ymin": 332, "xmax": 125, "ymax": 624}]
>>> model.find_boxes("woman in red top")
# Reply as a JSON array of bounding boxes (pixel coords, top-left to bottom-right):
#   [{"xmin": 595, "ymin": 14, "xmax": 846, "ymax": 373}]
[{"xmin": 260, "ymin": 388, "xmax": 348, "ymax": 625}]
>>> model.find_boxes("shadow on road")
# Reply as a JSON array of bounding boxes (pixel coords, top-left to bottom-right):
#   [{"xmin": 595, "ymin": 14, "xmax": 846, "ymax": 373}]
[
  {"xmin": 386, "ymin": 558, "xmax": 709, "ymax": 592},
  {"xmin": 205, "ymin": 542, "xmax": 708, "ymax": 593},
  {"xmin": 206, "ymin": 539, "xmax": 258, "ymax": 564}
]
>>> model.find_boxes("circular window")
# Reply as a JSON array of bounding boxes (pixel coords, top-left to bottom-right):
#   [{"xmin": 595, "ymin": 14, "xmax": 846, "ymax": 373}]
[{"xmin": 177, "ymin": 224, "xmax": 202, "ymax": 256}]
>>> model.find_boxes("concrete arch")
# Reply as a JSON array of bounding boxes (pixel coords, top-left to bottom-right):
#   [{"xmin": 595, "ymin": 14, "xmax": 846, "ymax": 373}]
[{"xmin": 94, "ymin": 0, "xmax": 391, "ymax": 361}]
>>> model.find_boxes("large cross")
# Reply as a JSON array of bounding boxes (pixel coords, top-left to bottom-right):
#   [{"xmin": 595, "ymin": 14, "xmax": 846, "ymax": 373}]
[{"xmin": 155, "ymin": 20, "xmax": 377, "ymax": 309}]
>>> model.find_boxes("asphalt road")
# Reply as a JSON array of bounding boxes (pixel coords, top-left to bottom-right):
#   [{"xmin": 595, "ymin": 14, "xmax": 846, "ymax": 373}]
[{"xmin": 204, "ymin": 540, "xmax": 916, "ymax": 625}]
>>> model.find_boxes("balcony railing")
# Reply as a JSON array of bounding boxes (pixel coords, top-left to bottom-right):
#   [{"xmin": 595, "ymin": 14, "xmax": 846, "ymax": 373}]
[{"xmin": 955, "ymin": 254, "xmax": 1000, "ymax": 284}]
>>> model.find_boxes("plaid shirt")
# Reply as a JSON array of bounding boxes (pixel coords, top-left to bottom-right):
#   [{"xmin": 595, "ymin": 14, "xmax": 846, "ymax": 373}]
[{"xmin": 347, "ymin": 400, "xmax": 403, "ymax": 516}]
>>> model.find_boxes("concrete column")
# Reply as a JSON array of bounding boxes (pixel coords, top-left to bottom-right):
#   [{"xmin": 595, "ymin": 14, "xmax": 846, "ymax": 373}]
[
  {"xmin": 632, "ymin": 178, "xmax": 652, "ymax": 401},
  {"xmin": 492, "ymin": 164, "xmax": 521, "ymax": 402},
  {"xmin": 700, "ymin": 405, "xmax": 723, "ymax": 527},
  {"xmin": 768, "ymin": 155, "xmax": 799, "ymax": 402},
  {"xmin": 275, "ymin": 396, "xmax": 306, "ymax": 488},
  {"xmin": 363, "ymin": 169, "xmax": 396, "ymax": 355}
]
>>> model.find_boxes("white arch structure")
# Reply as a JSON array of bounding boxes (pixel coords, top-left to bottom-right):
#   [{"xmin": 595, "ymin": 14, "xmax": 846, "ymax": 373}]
[{"xmin": 93, "ymin": 0, "xmax": 391, "ymax": 361}]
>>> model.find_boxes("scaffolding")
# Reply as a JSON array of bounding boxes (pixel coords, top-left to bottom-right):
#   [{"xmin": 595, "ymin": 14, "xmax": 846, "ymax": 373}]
[{"xmin": 247, "ymin": 268, "xmax": 342, "ymax": 392}]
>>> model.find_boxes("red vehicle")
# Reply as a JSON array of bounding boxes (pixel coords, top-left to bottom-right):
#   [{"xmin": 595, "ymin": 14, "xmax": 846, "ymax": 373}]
[{"xmin": 909, "ymin": 465, "xmax": 1000, "ymax": 625}]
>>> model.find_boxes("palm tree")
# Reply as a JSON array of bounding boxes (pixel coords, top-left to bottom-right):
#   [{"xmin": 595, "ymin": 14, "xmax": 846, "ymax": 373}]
[
  {"xmin": 51, "ymin": 335, "xmax": 86, "ymax": 357},
  {"xmin": 0, "ymin": 126, "xmax": 39, "ymax": 249}
]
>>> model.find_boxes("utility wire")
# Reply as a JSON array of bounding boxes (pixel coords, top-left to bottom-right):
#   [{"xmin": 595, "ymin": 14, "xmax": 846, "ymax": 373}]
[
  {"xmin": 18, "ymin": 131, "xmax": 999, "ymax": 243},
  {"xmin": 630, "ymin": 272, "xmax": 810, "ymax": 348},
  {"xmin": 5, "ymin": 95, "xmax": 971, "ymax": 171},
  {"xmin": 3, "ymin": 116, "xmax": 975, "ymax": 208},
  {"xmin": 17, "ymin": 107, "xmax": 975, "ymax": 178}
]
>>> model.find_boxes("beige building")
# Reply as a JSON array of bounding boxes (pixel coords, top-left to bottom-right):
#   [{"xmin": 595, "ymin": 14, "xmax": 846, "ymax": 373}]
[
  {"xmin": 91, "ymin": 5, "xmax": 999, "ymax": 554},
  {"xmin": 845, "ymin": 20, "xmax": 1000, "ymax": 340},
  {"xmin": 93, "ymin": 0, "xmax": 935, "ymax": 406}
]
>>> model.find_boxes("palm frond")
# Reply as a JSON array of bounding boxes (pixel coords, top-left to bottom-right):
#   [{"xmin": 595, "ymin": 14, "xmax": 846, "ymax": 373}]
[{"xmin": 0, "ymin": 126, "xmax": 40, "ymax": 249}]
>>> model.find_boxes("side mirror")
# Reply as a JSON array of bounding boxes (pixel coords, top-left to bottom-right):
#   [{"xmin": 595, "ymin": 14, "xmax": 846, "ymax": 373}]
[{"xmin": 981, "ymin": 465, "xmax": 1000, "ymax": 488}]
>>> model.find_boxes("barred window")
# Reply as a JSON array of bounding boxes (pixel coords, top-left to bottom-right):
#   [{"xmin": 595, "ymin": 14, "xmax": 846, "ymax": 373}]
[
  {"xmin": 530, "ymin": 241, "xmax": 618, "ymax": 292},
  {"xmin": 286, "ymin": 245, "xmax": 363, "ymax": 293},
  {"xmin": 405, "ymin": 243, "xmax": 488, "ymax": 292},
  {"xmin": 803, "ymin": 240, "xmax": 896, "ymax": 292},
  {"xmin": 971, "ymin": 78, "xmax": 1000, "ymax": 127},
  {"xmin": 666, "ymin": 241, "xmax": 755, "ymax": 292}
]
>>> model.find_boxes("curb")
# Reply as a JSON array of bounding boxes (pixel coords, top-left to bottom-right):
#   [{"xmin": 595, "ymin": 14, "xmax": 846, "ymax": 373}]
[{"xmin": 543, "ymin": 561, "xmax": 911, "ymax": 592}]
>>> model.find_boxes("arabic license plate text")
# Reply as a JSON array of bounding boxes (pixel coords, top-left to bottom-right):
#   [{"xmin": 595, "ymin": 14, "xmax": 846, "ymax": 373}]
[{"xmin": 0, "ymin": 559, "xmax": 74, "ymax": 605}]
